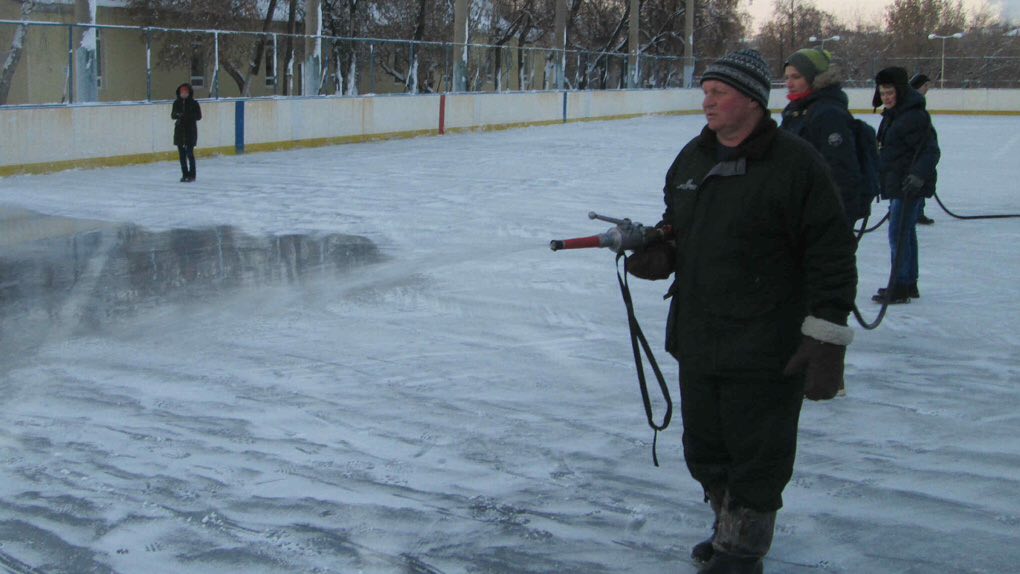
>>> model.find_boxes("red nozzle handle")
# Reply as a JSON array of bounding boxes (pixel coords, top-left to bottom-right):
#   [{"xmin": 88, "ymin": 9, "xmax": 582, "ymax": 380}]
[{"xmin": 550, "ymin": 235, "xmax": 603, "ymax": 251}]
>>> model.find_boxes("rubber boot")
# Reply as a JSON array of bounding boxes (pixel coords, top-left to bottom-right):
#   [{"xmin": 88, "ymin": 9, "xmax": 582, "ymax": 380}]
[
  {"xmin": 691, "ymin": 485, "xmax": 725, "ymax": 563},
  {"xmin": 872, "ymin": 284, "xmax": 911, "ymax": 304},
  {"xmin": 700, "ymin": 496, "xmax": 776, "ymax": 574}
]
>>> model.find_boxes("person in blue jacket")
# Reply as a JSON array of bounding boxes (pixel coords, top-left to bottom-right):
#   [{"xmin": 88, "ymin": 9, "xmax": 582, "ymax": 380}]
[
  {"xmin": 781, "ymin": 48, "xmax": 869, "ymax": 227},
  {"xmin": 872, "ymin": 67, "xmax": 940, "ymax": 303}
]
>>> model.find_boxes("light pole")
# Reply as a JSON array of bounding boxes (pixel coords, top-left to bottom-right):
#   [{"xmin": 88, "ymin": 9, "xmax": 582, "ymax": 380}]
[
  {"xmin": 808, "ymin": 35, "xmax": 841, "ymax": 50},
  {"xmin": 928, "ymin": 32, "xmax": 965, "ymax": 89}
]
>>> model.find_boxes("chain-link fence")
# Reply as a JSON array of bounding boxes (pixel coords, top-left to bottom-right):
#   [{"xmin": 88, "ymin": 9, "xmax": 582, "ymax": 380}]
[
  {"xmin": 749, "ymin": 54, "xmax": 1020, "ymax": 90},
  {"xmin": 4, "ymin": 19, "xmax": 1020, "ymax": 107},
  {"xmin": 0, "ymin": 20, "xmax": 698, "ymax": 106}
]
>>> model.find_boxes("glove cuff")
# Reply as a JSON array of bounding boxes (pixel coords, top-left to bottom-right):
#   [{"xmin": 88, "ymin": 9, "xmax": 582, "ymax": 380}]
[{"xmin": 802, "ymin": 315, "xmax": 854, "ymax": 346}]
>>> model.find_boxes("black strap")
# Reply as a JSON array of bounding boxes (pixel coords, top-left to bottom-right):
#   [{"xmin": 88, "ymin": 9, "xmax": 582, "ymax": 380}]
[{"xmin": 615, "ymin": 253, "xmax": 673, "ymax": 466}]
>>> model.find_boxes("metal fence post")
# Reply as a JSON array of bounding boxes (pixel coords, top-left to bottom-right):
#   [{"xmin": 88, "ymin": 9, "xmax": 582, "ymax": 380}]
[
  {"xmin": 145, "ymin": 28, "xmax": 152, "ymax": 102},
  {"xmin": 213, "ymin": 30, "xmax": 220, "ymax": 99},
  {"xmin": 371, "ymin": 42, "xmax": 379, "ymax": 94},
  {"xmin": 272, "ymin": 33, "xmax": 279, "ymax": 96},
  {"xmin": 67, "ymin": 24, "xmax": 75, "ymax": 104}
]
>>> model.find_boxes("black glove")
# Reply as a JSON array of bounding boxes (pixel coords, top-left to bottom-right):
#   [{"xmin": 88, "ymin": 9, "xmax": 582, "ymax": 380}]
[
  {"xmin": 901, "ymin": 174, "xmax": 925, "ymax": 197},
  {"xmin": 783, "ymin": 336, "xmax": 846, "ymax": 401},
  {"xmin": 626, "ymin": 241, "xmax": 674, "ymax": 281}
]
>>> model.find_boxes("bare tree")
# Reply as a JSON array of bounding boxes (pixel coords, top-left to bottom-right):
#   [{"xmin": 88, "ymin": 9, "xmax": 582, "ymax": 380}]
[
  {"xmin": 0, "ymin": 1, "xmax": 36, "ymax": 105},
  {"xmin": 282, "ymin": 0, "xmax": 299, "ymax": 95},
  {"xmin": 126, "ymin": 0, "xmax": 274, "ymax": 95},
  {"xmin": 561, "ymin": 0, "xmax": 744, "ymax": 88},
  {"xmin": 756, "ymin": 0, "xmax": 838, "ymax": 75},
  {"xmin": 372, "ymin": 0, "xmax": 454, "ymax": 93},
  {"xmin": 886, "ymin": 0, "xmax": 966, "ymax": 58},
  {"xmin": 234, "ymin": 0, "xmax": 282, "ymax": 96}
]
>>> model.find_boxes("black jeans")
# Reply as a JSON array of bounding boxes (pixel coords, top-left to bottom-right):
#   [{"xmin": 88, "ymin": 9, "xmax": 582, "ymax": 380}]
[
  {"xmin": 178, "ymin": 145, "xmax": 196, "ymax": 178},
  {"xmin": 679, "ymin": 368, "xmax": 804, "ymax": 512}
]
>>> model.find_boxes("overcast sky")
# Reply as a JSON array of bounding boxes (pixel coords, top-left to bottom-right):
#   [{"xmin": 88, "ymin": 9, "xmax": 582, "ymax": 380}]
[{"xmin": 744, "ymin": 0, "xmax": 1020, "ymax": 29}]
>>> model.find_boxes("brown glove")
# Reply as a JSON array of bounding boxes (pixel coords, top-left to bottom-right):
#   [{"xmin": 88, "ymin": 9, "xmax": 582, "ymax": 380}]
[
  {"xmin": 626, "ymin": 241, "xmax": 674, "ymax": 280},
  {"xmin": 783, "ymin": 336, "xmax": 846, "ymax": 401}
]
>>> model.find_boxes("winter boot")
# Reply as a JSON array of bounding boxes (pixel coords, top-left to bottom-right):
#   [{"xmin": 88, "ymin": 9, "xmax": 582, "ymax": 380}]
[
  {"xmin": 872, "ymin": 285, "xmax": 911, "ymax": 304},
  {"xmin": 909, "ymin": 283, "xmax": 920, "ymax": 298},
  {"xmin": 691, "ymin": 486, "xmax": 725, "ymax": 563},
  {"xmin": 918, "ymin": 214, "xmax": 934, "ymax": 225},
  {"xmin": 699, "ymin": 553, "xmax": 764, "ymax": 574},
  {"xmin": 700, "ymin": 496, "xmax": 776, "ymax": 574}
]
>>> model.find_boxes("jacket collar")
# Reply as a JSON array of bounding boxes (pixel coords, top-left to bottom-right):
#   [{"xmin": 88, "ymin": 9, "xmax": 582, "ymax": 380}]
[
  {"xmin": 786, "ymin": 84, "xmax": 847, "ymax": 111},
  {"xmin": 698, "ymin": 116, "xmax": 778, "ymax": 161}
]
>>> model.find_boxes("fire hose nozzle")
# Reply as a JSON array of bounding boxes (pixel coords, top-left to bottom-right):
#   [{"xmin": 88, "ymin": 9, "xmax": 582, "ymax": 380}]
[{"xmin": 551, "ymin": 213, "xmax": 673, "ymax": 254}]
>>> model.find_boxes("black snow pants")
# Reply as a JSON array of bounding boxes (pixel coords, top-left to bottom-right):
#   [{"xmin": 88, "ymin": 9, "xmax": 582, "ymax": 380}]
[
  {"xmin": 178, "ymin": 145, "xmax": 196, "ymax": 179},
  {"xmin": 679, "ymin": 368, "xmax": 804, "ymax": 512}
]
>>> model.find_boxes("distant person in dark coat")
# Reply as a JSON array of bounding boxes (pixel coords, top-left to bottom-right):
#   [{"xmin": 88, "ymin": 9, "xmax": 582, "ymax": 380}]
[
  {"xmin": 781, "ymin": 48, "xmax": 869, "ymax": 227},
  {"xmin": 172, "ymin": 83, "xmax": 202, "ymax": 183},
  {"xmin": 872, "ymin": 67, "xmax": 940, "ymax": 304},
  {"xmin": 910, "ymin": 73, "xmax": 936, "ymax": 225}
]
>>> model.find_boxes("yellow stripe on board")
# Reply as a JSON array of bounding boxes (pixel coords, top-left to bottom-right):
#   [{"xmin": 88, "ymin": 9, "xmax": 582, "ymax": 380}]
[{"xmin": 845, "ymin": 109, "xmax": 1020, "ymax": 116}]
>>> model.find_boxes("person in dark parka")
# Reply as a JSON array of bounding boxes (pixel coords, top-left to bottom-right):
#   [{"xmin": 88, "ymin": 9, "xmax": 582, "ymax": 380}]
[
  {"xmin": 781, "ymin": 48, "xmax": 868, "ymax": 226},
  {"xmin": 626, "ymin": 49, "xmax": 858, "ymax": 574},
  {"xmin": 909, "ymin": 73, "xmax": 937, "ymax": 225},
  {"xmin": 871, "ymin": 67, "xmax": 940, "ymax": 303},
  {"xmin": 172, "ymin": 83, "xmax": 202, "ymax": 182}
]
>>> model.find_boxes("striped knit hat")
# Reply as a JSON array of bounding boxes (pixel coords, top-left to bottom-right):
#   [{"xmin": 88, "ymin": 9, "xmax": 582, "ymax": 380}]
[{"xmin": 701, "ymin": 49, "xmax": 772, "ymax": 109}]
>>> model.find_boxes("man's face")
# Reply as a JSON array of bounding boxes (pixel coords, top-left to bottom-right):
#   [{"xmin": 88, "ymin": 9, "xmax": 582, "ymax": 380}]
[
  {"xmin": 879, "ymin": 85, "xmax": 897, "ymax": 109},
  {"xmin": 702, "ymin": 80, "xmax": 759, "ymax": 136},
  {"xmin": 784, "ymin": 65, "xmax": 811, "ymax": 95}
]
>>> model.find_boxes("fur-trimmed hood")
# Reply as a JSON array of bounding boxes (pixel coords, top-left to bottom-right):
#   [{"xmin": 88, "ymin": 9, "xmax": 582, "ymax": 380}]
[{"xmin": 811, "ymin": 63, "xmax": 843, "ymax": 91}]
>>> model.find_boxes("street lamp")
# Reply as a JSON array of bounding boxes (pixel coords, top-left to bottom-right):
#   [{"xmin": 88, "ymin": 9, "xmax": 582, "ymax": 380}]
[
  {"xmin": 808, "ymin": 35, "xmax": 841, "ymax": 49},
  {"xmin": 928, "ymin": 32, "xmax": 965, "ymax": 89}
]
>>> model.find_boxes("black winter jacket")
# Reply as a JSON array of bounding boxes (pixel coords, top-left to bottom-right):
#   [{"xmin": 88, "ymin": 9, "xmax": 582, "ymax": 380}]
[
  {"xmin": 877, "ymin": 88, "xmax": 939, "ymax": 200},
  {"xmin": 781, "ymin": 84, "xmax": 867, "ymax": 222},
  {"xmin": 660, "ymin": 118, "xmax": 857, "ymax": 375},
  {"xmin": 172, "ymin": 83, "xmax": 202, "ymax": 148}
]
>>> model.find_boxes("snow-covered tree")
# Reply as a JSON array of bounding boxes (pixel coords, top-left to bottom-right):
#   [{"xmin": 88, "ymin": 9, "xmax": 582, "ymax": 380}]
[
  {"xmin": 0, "ymin": 1, "xmax": 37, "ymax": 105},
  {"xmin": 126, "ymin": 0, "xmax": 288, "ymax": 95}
]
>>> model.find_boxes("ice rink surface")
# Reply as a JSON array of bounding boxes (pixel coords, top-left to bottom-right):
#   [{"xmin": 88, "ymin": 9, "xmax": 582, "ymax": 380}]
[{"xmin": 1, "ymin": 112, "xmax": 1019, "ymax": 573}]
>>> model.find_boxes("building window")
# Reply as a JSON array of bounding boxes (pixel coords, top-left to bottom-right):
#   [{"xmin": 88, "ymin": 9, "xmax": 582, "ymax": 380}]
[{"xmin": 191, "ymin": 46, "xmax": 205, "ymax": 88}]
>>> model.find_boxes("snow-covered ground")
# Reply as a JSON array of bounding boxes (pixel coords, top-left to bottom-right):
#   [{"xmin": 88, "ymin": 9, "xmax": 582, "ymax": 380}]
[{"xmin": 1, "ymin": 113, "xmax": 1018, "ymax": 573}]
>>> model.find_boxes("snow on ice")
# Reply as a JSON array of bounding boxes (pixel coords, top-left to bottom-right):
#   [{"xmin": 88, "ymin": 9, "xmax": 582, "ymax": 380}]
[{"xmin": 0, "ymin": 113, "xmax": 1018, "ymax": 573}]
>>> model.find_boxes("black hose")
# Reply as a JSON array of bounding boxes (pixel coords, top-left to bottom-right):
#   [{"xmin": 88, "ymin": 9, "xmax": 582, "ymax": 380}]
[
  {"xmin": 855, "ymin": 210, "xmax": 889, "ymax": 241},
  {"xmin": 851, "ymin": 195, "xmax": 914, "ymax": 330},
  {"xmin": 931, "ymin": 191, "xmax": 1020, "ymax": 220}
]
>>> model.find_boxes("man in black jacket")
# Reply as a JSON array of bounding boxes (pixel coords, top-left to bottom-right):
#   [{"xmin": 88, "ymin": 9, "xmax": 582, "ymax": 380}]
[
  {"xmin": 871, "ymin": 67, "xmax": 940, "ymax": 303},
  {"xmin": 909, "ymin": 73, "xmax": 936, "ymax": 225},
  {"xmin": 628, "ymin": 49, "xmax": 858, "ymax": 573},
  {"xmin": 172, "ymin": 83, "xmax": 202, "ymax": 183},
  {"xmin": 781, "ymin": 48, "xmax": 869, "ymax": 226}
]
